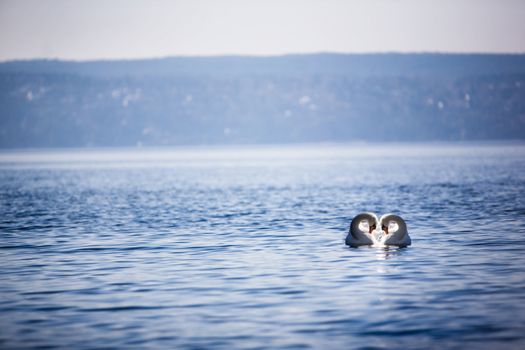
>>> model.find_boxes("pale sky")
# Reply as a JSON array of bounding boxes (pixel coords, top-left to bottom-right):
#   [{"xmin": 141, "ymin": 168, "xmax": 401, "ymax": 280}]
[{"xmin": 0, "ymin": 0, "xmax": 524, "ymax": 61}]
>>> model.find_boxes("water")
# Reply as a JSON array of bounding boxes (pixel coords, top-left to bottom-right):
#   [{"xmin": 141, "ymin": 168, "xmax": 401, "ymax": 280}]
[{"xmin": 1, "ymin": 143, "xmax": 524, "ymax": 350}]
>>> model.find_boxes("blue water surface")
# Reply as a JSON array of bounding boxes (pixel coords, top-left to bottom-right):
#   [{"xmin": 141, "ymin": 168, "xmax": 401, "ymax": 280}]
[{"xmin": 1, "ymin": 143, "xmax": 524, "ymax": 349}]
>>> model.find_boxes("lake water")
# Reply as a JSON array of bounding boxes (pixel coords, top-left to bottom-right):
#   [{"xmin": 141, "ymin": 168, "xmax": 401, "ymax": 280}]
[{"xmin": 1, "ymin": 143, "xmax": 525, "ymax": 350}]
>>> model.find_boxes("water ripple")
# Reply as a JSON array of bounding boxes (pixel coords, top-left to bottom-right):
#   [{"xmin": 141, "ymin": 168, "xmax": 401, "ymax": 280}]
[{"xmin": 0, "ymin": 144, "xmax": 524, "ymax": 349}]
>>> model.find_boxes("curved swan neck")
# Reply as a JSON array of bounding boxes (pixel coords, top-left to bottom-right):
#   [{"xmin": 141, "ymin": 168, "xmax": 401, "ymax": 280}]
[
  {"xmin": 379, "ymin": 214, "xmax": 407, "ymax": 233},
  {"xmin": 350, "ymin": 212, "xmax": 378, "ymax": 237}
]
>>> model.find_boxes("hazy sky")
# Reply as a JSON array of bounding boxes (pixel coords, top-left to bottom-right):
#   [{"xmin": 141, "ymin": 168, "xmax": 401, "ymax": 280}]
[{"xmin": 1, "ymin": 0, "xmax": 524, "ymax": 61}]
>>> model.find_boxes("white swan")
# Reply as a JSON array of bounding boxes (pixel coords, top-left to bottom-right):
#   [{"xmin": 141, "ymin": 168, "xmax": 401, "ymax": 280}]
[
  {"xmin": 346, "ymin": 212, "xmax": 411, "ymax": 247},
  {"xmin": 345, "ymin": 212, "xmax": 377, "ymax": 247},
  {"xmin": 379, "ymin": 213, "xmax": 411, "ymax": 247}
]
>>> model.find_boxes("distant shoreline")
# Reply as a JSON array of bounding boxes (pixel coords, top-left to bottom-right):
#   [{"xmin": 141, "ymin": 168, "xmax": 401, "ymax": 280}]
[
  {"xmin": 2, "ymin": 54, "xmax": 524, "ymax": 148},
  {"xmin": 2, "ymin": 51, "xmax": 525, "ymax": 64}
]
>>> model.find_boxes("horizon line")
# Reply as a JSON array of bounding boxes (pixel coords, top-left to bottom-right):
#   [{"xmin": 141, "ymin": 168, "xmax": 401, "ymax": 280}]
[{"xmin": 2, "ymin": 50, "xmax": 525, "ymax": 63}]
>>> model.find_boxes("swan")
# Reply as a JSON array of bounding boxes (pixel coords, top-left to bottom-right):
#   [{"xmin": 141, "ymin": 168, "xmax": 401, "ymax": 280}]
[
  {"xmin": 379, "ymin": 213, "xmax": 411, "ymax": 247},
  {"xmin": 345, "ymin": 212, "xmax": 377, "ymax": 247},
  {"xmin": 346, "ymin": 212, "xmax": 411, "ymax": 247}
]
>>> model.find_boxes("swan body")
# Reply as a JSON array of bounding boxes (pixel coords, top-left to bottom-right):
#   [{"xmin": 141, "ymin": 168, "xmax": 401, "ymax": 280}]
[{"xmin": 346, "ymin": 212, "xmax": 411, "ymax": 248}]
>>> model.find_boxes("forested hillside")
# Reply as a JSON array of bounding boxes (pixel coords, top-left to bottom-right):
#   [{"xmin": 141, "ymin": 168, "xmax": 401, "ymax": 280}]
[{"xmin": 1, "ymin": 54, "xmax": 524, "ymax": 148}]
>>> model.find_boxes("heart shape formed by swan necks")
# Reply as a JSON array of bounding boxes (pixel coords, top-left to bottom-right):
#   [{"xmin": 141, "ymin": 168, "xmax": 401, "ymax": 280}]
[{"xmin": 346, "ymin": 212, "xmax": 411, "ymax": 247}]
